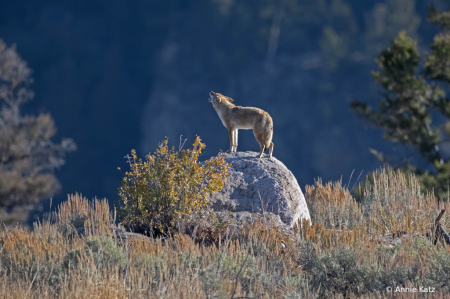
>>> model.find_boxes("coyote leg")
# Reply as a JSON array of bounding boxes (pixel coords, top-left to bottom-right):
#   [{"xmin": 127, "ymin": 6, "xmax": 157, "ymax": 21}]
[
  {"xmin": 258, "ymin": 144, "xmax": 266, "ymax": 158},
  {"xmin": 233, "ymin": 129, "xmax": 238, "ymax": 152},
  {"xmin": 227, "ymin": 129, "xmax": 233, "ymax": 153},
  {"xmin": 268, "ymin": 142, "xmax": 274, "ymax": 158}
]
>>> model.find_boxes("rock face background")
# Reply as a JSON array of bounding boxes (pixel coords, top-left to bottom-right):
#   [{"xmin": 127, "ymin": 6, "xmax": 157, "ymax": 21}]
[{"xmin": 209, "ymin": 151, "xmax": 311, "ymax": 227}]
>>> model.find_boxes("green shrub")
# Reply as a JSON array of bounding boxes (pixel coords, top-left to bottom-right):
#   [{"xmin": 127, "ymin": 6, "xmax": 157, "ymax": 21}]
[
  {"xmin": 425, "ymin": 248, "xmax": 450, "ymax": 292},
  {"xmin": 304, "ymin": 247, "xmax": 426, "ymax": 297},
  {"xmin": 64, "ymin": 236, "xmax": 127, "ymax": 270},
  {"xmin": 376, "ymin": 266, "xmax": 419, "ymax": 292},
  {"xmin": 200, "ymin": 251, "xmax": 279, "ymax": 298},
  {"xmin": 0, "ymin": 228, "xmax": 66, "ymax": 290},
  {"xmin": 306, "ymin": 249, "xmax": 376, "ymax": 298},
  {"xmin": 117, "ymin": 136, "xmax": 230, "ymax": 235},
  {"xmin": 133, "ymin": 252, "xmax": 169, "ymax": 284},
  {"xmin": 85, "ymin": 236, "xmax": 128, "ymax": 268},
  {"xmin": 280, "ymin": 276, "xmax": 315, "ymax": 299},
  {"xmin": 1, "ymin": 255, "xmax": 65, "ymax": 289}
]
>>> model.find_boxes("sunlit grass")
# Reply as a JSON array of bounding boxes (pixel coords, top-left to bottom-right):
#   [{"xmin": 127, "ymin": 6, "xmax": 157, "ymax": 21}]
[{"xmin": 1, "ymin": 168, "xmax": 450, "ymax": 298}]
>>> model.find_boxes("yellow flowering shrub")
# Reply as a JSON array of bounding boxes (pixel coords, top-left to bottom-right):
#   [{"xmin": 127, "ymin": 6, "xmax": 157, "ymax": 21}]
[{"xmin": 117, "ymin": 136, "xmax": 230, "ymax": 235}]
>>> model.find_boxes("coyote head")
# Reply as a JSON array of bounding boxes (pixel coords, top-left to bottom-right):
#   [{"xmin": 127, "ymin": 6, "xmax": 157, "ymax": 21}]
[{"xmin": 209, "ymin": 91, "xmax": 234, "ymax": 103}]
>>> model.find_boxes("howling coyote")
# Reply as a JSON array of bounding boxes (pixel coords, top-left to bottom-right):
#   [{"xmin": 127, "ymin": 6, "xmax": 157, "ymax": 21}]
[{"xmin": 209, "ymin": 91, "xmax": 274, "ymax": 158}]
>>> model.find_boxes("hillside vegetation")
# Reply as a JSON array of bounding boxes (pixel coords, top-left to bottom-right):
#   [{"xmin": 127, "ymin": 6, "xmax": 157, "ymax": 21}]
[{"xmin": 1, "ymin": 168, "xmax": 450, "ymax": 298}]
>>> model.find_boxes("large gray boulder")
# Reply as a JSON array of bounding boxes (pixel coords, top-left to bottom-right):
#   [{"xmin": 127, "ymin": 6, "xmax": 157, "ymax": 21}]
[{"xmin": 208, "ymin": 151, "xmax": 311, "ymax": 228}]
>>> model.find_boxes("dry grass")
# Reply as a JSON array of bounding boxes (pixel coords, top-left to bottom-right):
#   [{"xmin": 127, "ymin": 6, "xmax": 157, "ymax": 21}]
[
  {"xmin": 0, "ymin": 194, "xmax": 315, "ymax": 299},
  {"xmin": 361, "ymin": 168, "xmax": 450, "ymax": 235},
  {"xmin": 305, "ymin": 168, "xmax": 450, "ymax": 235},
  {"xmin": 1, "ymin": 168, "xmax": 450, "ymax": 298},
  {"xmin": 305, "ymin": 179, "xmax": 363, "ymax": 230}
]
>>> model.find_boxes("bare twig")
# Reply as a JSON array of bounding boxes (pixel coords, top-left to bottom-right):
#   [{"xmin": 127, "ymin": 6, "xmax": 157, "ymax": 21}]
[
  {"xmin": 179, "ymin": 135, "xmax": 187, "ymax": 151},
  {"xmin": 345, "ymin": 169, "xmax": 355, "ymax": 190},
  {"xmin": 433, "ymin": 210, "xmax": 445, "ymax": 245},
  {"xmin": 351, "ymin": 170, "xmax": 364, "ymax": 192},
  {"xmin": 439, "ymin": 225, "xmax": 450, "ymax": 245},
  {"xmin": 435, "ymin": 209, "xmax": 445, "ymax": 224},
  {"xmin": 230, "ymin": 257, "xmax": 248, "ymax": 299}
]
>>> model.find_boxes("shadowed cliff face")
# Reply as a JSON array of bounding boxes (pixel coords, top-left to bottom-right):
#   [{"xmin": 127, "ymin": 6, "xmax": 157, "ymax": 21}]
[{"xmin": 0, "ymin": 0, "xmax": 433, "ymax": 224}]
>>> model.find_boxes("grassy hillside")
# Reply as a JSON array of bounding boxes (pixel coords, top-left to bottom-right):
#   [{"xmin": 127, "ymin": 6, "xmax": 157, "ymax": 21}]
[{"xmin": 1, "ymin": 168, "xmax": 450, "ymax": 298}]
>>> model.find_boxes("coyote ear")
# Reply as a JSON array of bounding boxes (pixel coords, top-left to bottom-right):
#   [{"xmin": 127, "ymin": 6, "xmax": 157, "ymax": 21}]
[{"xmin": 226, "ymin": 97, "xmax": 234, "ymax": 102}]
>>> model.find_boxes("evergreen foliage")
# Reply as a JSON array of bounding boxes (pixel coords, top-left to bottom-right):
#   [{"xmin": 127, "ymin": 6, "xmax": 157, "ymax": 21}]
[{"xmin": 351, "ymin": 5, "xmax": 450, "ymax": 199}]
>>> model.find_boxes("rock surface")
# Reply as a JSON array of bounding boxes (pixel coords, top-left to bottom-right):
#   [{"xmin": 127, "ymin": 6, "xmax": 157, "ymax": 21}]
[
  {"xmin": 74, "ymin": 226, "xmax": 167, "ymax": 246},
  {"xmin": 208, "ymin": 151, "xmax": 311, "ymax": 227}
]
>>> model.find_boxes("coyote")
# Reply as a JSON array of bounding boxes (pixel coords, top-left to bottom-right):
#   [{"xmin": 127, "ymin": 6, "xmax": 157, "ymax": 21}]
[{"xmin": 209, "ymin": 91, "xmax": 274, "ymax": 158}]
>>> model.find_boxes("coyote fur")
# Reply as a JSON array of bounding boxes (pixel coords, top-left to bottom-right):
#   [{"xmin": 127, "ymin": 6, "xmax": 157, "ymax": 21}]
[{"xmin": 209, "ymin": 91, "xmax": 274, "ymax": 158}]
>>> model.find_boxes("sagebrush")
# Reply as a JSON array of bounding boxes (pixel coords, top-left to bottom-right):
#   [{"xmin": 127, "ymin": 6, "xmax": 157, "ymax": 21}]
[{"xmin": 1, "ymin": 168, "xmax": 450, "ymax": 298}]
